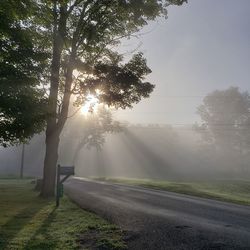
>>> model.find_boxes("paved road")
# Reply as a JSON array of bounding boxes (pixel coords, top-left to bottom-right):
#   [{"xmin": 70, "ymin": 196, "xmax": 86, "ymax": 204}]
[{"xmin": 64, "ymin": 178, "xmax": 250, "ymax": 250}]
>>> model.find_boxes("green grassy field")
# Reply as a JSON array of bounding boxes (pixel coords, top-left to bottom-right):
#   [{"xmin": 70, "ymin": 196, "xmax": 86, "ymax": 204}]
[
  {"xmin": 96, "ymin": 177, "xmax": 250, "ymax": 206},
  {"xmin": 0, "ymin": 179, "xmax": 126, "ymax": 250}
]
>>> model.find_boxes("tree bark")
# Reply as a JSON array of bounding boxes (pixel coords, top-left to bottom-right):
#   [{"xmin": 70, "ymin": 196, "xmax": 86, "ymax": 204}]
[
  {"xmin": 41, "ymin": 131, "xmax": 60, "ymax": 197},
  {"xmin": 40, "ymin": 3, "xmax": 67, "ymax": 197}
]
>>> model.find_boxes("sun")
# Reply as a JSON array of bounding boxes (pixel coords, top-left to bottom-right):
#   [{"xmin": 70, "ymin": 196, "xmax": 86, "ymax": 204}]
[{"xmin": 81, "ymin": 94, "xmax": 99, "ymax": 115}]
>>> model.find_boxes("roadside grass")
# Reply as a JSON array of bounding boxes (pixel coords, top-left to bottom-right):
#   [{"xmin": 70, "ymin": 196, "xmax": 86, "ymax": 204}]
[
  {"xmin": 95, "ymin": 177, "xmax": 250, "ymax": 206},
  {"xmin": 0, "ymin": 178, "xmax": 126, "ymax": 250}
]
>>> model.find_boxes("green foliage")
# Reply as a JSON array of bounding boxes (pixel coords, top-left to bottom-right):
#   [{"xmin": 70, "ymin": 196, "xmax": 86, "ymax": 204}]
[
  {"xmin": 0, "ymin": 1, "xmax": 48, "ymax": 146},
  {"xmin": 196, "ymin": 87, "xmax": 250, "ymax": 152},
  {"xmin": 44, "ymin": 0, "xmax": 187, "ymax": 121},
  {"xmin": 0, "ymin": 0, "xmax": 187, "ymax": 147},
  {"xmin": 77, "ymin": 53, "xmax": 154, "ymax": 109},
  {"xmin": 0, "ymin": 179, "xmax": 126, "ymax": 249}
]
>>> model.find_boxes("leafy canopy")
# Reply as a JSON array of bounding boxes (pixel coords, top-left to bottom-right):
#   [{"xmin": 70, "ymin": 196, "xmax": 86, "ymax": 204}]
[
  {"xmin": 0, "ymin": 0, "xmax": 187, "ymax": 146},
  {"xmin": 0, "ymin": 0, "xmax": 48, "ymax": 146},
  {"xmin": 50, "ymin": 0, "xmax": 187, "ymax": 110}
]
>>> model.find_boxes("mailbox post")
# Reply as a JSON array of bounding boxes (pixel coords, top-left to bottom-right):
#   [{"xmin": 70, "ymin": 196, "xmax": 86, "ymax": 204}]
[{"xmin": 56, "ymin": 164, "xmax": 75, "ymax": 207}]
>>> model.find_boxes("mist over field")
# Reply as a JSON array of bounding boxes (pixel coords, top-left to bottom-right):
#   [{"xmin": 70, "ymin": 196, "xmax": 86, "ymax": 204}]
[
  {"xmin": 0, "ymin": 0, "xmax": 249, "ymax": 183},
  {"xmin": 1, "ymin": 0, "xmax": 249, "ymax": 182},
  {"xmin": 1, "ymin": 122, "xmax": 249, "ymax": 180}
]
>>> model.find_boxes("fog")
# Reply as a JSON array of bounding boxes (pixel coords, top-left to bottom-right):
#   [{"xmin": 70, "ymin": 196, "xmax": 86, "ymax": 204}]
[
  {"xmin": 68, "ymin": 125, "xmax": 250, "ymax": 180},
  {"xmin": 1, "ymin": 1, "xmax": 249, "ymax": 182},
  {"xmin": 1, "ymin": 120, "xmax": 249, "ymax": 181}
]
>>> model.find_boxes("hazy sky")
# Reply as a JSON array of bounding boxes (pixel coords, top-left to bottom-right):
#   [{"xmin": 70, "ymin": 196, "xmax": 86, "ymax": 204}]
[{"xmin": 115, "ymin": 0, "xmax": 250, "ymax": 125}]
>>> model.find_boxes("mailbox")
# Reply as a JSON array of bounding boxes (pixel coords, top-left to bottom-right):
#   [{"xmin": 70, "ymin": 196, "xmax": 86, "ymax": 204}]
[
  {"xmin": 56, "ymin": 164, "xmax": 74, "ymax": 207},
  {"xmin": 59, "ymin": 166, "xmax": 75, "ymax": 176}
]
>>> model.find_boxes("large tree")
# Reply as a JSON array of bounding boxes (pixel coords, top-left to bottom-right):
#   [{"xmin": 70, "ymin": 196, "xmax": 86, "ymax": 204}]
[
  {"xmin": 1, "ymin": 0, "xmax": 187, "ymax": 197},
  {"xmin": 196, "ymin": 87, "xmax": 250, "ymax": 154},
  {"xmin": 41, "ymin": 0, "xmax": 187, "ymax": 197}
]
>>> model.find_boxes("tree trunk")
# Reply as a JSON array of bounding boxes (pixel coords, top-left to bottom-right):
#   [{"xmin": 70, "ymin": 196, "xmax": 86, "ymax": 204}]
[
  {"xmin": 40, "ymin": 4, "xmax": 67, "ymax": 197},
  {"xmin": 41, "ymin": 128, "xmax": 60, "ymax": 197},
  {"xmin": 40, "ymin": 2, "xmax": 82, "ymax": 197}
]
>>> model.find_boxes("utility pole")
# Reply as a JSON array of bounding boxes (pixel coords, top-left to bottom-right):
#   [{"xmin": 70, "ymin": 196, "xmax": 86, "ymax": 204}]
[{"xmin": 20, "ymin": 144, "xmax": 25, "ymax": 178}]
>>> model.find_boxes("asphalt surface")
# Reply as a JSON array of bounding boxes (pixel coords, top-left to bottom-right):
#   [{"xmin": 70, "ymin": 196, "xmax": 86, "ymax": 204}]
[{"xmin": 64, "ymin": 178, "xmax": 250, "ymax": 250}]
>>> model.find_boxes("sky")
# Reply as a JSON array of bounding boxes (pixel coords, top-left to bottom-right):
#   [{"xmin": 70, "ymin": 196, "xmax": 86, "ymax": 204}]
[{"xmin": 114, "ymin": 0, "xmax": 250, "ymax": 125}]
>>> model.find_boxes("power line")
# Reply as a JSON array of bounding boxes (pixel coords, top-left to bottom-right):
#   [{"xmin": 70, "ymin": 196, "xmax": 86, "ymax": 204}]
[
  {"xmin": 126, "ymin": 122, "xmax": 250, "ymax": 126},
  {"xmin": 128, "ymin": 126, "xmax": 250, "ymax": 131},
  {"xmin": 149, "ymin": 95, "xmax": 250, "ymax": 98},
  {"xmin": 117, "ymin": 111, "xmax": 250, "ymax": 114}
]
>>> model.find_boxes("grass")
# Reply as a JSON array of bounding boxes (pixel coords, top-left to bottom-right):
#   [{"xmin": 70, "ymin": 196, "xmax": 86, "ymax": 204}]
[
  {"xmin": 0, "ymin": 178, "xmax": 126, "ymax": 250},
  {"xmin": 95, "ymin": 177, "xmax": 250, "ymax": 206}
]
